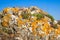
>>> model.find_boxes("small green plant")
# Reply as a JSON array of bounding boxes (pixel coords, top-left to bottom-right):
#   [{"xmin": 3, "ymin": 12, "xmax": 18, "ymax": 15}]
[
  {"xmin": 2, "ymin": 27, "xmax": 8, "ymax": 33},
  {"xmin": 46, "ymin": 14, "xmax": 54, "ymax": 22},
  {"xmin": 58, "ymin": 22, "xmax": 60, "ymax": 25},
  {"xmin": 52, "ymin": 24, "xmax": 58, "ymax": 29},
  {"xmin": 21, "ymin": 12, "xmax": 30, "ymax": 19},
  {"xmin": 32, "ymin": 13, "xmax": 44, "ymax": 20},
  {"xmin": 2, "ymin": 27, "xmax": 13, "ymax": 34},
  {"xmin": 57, "ymin": 20, "xmax": 60, "ymax": 25},
  {"xmin": 36, "ymin": 14, "xmax": 44, "ymax": 20}
]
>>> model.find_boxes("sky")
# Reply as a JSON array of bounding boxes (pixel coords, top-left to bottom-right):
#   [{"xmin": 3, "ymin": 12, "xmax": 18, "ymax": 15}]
[{"xmin": 0, "ymin": 0, "xmax": 60, "ymax": 20}]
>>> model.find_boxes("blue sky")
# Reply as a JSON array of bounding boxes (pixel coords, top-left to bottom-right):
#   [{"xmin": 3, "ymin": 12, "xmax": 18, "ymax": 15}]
[{"xmin": 0, "ymin": 0, "xmax": 60, "ymax": 20}]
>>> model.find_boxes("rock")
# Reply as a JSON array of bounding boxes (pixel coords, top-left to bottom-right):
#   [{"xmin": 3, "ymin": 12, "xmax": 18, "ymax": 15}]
[{"xmin": 0, "ymin": 6, "xmax": 60, "ymax": 40}]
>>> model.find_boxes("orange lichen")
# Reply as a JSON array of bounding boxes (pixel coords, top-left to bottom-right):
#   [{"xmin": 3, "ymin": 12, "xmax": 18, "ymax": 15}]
[
  {"xmin": 41, "ymin": 22, "xmax": 51, "ymax": 35},
  {"xmin": 31, "ymin": 21, "xmax": 38, "ymax": 35},
  {"xmin": 55, "ymin": 29, "xmax": 60, "ymax": 36},
  {"xmin": 16, "ymin": 18, "xmax": 24, "ymax": 27},
  {"xmin": 3, "ymin": 14, "xmax": 11, "ymax": 22},
  {"xmin": 6, "ymin": 14, "xmax": 11, "ymax": 17},
  {"xmin": 3, "ymin": 8, "xmax": 11, "ymax": 14},
  {"xmin": 38, "ymin": 32, "xmax": 45, "ymax": 37},
  {"xmin": 18, "ymin": 15, "xmax": 22, "ymax": 19},
  {"xmin": 2, "ymin": 21, "xmax": 8, "ymax": 27},
  {"xmin": 42, "ymin": 18, "xmax": 48, "ymax": 22},
  {"xmin": 33, "ymin": 31, "xmax": 37, "ymax": 36},
  {"xmin": 11, "ymin": 8, "xmax": 19, "ymax": 13}
]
